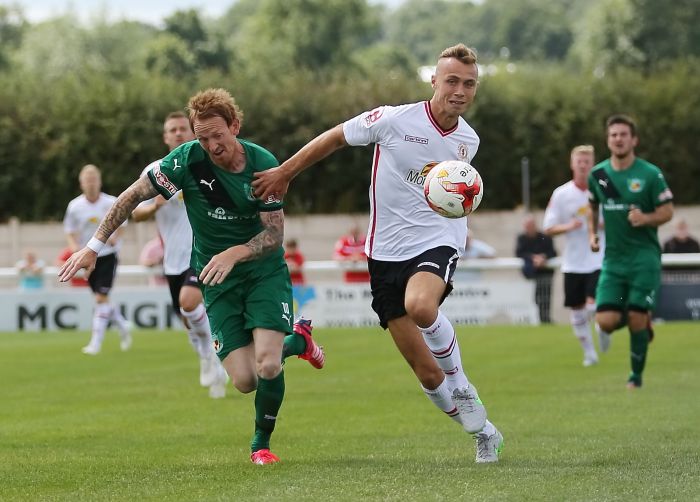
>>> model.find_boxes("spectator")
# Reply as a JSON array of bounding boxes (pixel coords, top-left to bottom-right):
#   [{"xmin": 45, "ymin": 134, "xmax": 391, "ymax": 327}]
[
  {"xmin": 463, "ymin": 230, "xmax": 496, "ymax": 259},
  {"xmin": 138, "ymin": 236, "xmax": 167, "ymax": 286},
  {"xmin": 516, "ymin": 214, "xmax": 557, "ymax": 323},
  {"xmin": 16, "ymin": 250, "xmax": 45, "ymax": 291},
  {"xmin": 333, "ymin": 224, "xmax": 370, "ymax": 283},
  {"xmin": 284, "ymin": 238, "xmax": 306, "ymax": 285},
  {"xmin": 663, "ymin": 218, "xmax": 700, "ymax": 254}
]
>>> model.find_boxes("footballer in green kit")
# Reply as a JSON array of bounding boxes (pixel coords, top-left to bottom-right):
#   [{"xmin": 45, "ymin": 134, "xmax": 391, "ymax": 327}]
[
  {"xmin": 59, "ymin": 88, "xmax": 325, "ymax": 465},
  {"xmin": 588, "ymin": 114, "xmax": 674, "ymax": 389}
]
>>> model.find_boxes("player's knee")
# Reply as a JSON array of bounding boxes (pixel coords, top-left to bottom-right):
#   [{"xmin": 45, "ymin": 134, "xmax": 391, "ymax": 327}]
[
  {"xmin": 256, "ymin": 359, "xmax": 282, "ymax": 380},
  {"xmin": 179, "ymin": 288, "xmax": 201, "ymax": 312},
  {"xmin": 405, "ymin": 298, "xmax": 438, "ymax": 328},
  {"xmin": 232, "ymin": 377, "xmax": 256, "ymax": 394},
  {"xmin": 596, "ymin": 313, "xmax": 618, "ymax": 333},
  {"xmin": 627, "ymin": 311, "xmax": 648, "ymax": 331}
]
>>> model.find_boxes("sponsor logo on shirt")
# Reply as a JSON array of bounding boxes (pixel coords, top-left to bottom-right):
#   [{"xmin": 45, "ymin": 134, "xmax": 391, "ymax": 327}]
[
  {"xmin": 404, "ymin": 134, "xmax": 429, "ymax": 144},
  {"xmin": 363, "ymin": 107, "xmax": 384, "ymax": 128},
  {"xmin": 658, "ymin": 188, "xmax": 673, "ymax": 202},
  {"xmin": 603, "ymin": 199, "xmax": 628, "ymax": 211},
  {"xmin": 153, "ymin": 166, "xmax": 178, "ymax": 195},
  {"xmin": 206, "ymin": 207, "xmax": 257, "ymax": 221},
  {"xmin": 405, "ymin": 162, "xmax": 439, "ymax": 186}
]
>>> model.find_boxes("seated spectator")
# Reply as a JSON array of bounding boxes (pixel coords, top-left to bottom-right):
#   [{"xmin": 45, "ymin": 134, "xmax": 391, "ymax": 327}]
[
  {"xmin": 334, "ymin": 224, "xmax": 370, "ymax": 283},
  {"xmin": 16, "ymin": 250, "xmax": 45, "ymax": 291},
  {"xmin": 56, "ymin": 247, "xmax": 88, "ymax": 287},
  {"xmin": 516, "ymin": 214, "xmax": 557, "ymax": 323},
  {"xmin": 284, "ymin": 238, "xmax": 306, "ymax": 285},
  {"xmin": 463, "ymin": 230, "xmax": 496, "ymax": 259},
  {"xmin": 663, "ymin": 218, "xmax": 700, "ymax": 254}
]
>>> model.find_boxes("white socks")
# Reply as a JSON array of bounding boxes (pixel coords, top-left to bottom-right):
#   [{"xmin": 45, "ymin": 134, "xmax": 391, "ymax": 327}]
[
  {"xmin": 110, "ymin": 305, "xmax": 130, "ymax": 338},
  {"xmin": 181, "ymin": 304, "xmax": 213, "ymax": 358},
  {"xmin": 571, "ymin": 308, "xmax": 596, "ymax": 356},
  {"xmin": 420, "ymin": 310, "xmax": 469, "ymax": 391},
  {"xmin": 89, "ymin": 303, "xmax": 112, "ymax": 348},
  {"xmin": 422, "ymin": 379, "xmax": 461, "ymax": 424}
]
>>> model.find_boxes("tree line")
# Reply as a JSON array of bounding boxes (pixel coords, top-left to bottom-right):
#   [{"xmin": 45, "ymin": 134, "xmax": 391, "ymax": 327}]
[{"xmin": 0, "ymin": 0, "xmax": 698, "ymax": 221}]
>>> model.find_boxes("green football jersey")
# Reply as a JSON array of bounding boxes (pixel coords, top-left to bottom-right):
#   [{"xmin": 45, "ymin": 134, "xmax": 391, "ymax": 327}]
[
  {"xmin": 147, "ymin": 139, "xmax": 284, "ymax": 276},
  {"xmin": 588, "ymin": 157, "xmax": 673, "ymax": 267}
]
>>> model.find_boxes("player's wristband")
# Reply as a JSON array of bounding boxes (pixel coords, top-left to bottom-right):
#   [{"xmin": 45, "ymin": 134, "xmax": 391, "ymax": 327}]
[{"xmin": 86, "ymin": 237, "xmax": 105, "ymax": 254}]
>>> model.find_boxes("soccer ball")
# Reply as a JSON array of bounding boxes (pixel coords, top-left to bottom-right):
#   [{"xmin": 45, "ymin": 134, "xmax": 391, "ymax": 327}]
[{"xmin": 424, "ymin": 160, "xmax": 484, "ymax": 218}]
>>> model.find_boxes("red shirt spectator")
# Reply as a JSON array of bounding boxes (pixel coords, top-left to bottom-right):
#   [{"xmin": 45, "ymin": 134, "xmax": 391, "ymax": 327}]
[
  {"xmin": 334, "ymin": 225, "xmax": 370, "ymax": 283},
  {"xmin": 284, "ymin": 239, "xmax": 306, "ymax": 285}
]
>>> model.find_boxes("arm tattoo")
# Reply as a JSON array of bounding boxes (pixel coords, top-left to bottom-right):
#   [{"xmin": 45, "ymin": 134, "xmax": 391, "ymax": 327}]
[
  {"xmin": 95, "ymin": 177, "xmax": 159, "ymax": 242},
  {"xmin": 244, "ymin": 209, "xmax": 285, "ymax": 260}
]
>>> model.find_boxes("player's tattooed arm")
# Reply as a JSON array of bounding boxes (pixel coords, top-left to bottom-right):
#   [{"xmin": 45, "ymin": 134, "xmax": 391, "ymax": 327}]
[
  {"xmin": 243, "ymin": 209, "xmax": 285, "ymax": 260},
  {"xmin": 95, "ymin": 177, "xmax": 159, "ymax": 242}
]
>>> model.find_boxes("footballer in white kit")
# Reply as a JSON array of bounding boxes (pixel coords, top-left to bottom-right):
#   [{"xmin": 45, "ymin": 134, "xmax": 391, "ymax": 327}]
[
  {"xmin": 132, "ymin": 111, "xmax": 227, "ymax": 398},
  {"xmin": 543, "ymin": 145, "xmax": 609, "ymax": 365},
  {"xmin": 63, "ymin": 164, "xmax": 131, "ymax": 355},
  {"xmin": 253, "ymin": 44, "xmax": 503, "ymax": 463}
]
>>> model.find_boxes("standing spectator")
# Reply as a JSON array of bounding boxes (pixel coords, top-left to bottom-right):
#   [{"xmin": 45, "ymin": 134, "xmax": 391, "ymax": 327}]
[
  {"xmin": 284, "ymin": 238, "xmax": 306, "ymax": 285},
  {"xmin": 543, "ymin": 145, "xmax": 607, "ymax": 366},
  {"xmin": 516, "ymin": 214, "xmax": 557, "ymax": 324},
  {"xmin": 588, "ymin": 114, "xmax": 674, "ymax": 389},
  {"xmin": 63, "ymin": 164, "xmax": 132, "ymax": 355},
  {"xmin": 55, "ymin": 247, "xmax": 89, "ymax": 287},
  {"xmin": 663, "ymin": 218, "xmax": 700, "ymax": 254},
  {"xmin": 333, "ymin": 224, "xmax": 370, "ymax": 282},
  {"xmin": 16, "ymin": 250, "xmax": 45, "ymax": 291}
]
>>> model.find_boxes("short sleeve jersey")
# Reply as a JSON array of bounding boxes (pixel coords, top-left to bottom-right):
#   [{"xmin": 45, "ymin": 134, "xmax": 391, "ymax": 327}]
[
  {"xmin": 343, "ymin": 101, "xmax": 480, "ymax": 261},
  {"xmin": 139, "ymin": 160, "xmax": 193, "ymax": 275},
  {"xmin": 588, "ymin": 158, "xmax": 673, "ymax": 267},
  {"xmin": 542, "ymin": 180, "xmax": 604, "ymax": 273},
  {"xmin": 63, "ymin": 193, "xmax": 124, "ymax": 257},
  {"xmin": 147, "ymin": 139, "xmax": 283, "ymax": 276}
]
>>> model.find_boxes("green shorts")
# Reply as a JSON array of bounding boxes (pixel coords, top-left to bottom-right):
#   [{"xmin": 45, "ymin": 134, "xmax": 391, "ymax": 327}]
[
  {"xmin": 204, "ymin": 261, "xmax": 293, "ymax": 361},
  {"xmin": 596, "ymin": 261, "xmax": 661, "ymax": 312}
]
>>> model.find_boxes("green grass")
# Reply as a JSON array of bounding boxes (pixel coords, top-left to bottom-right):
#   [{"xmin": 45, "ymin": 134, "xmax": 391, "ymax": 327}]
[{"xmin": 1, "ymin": 323, "xmax": 699, "ymax": 501}]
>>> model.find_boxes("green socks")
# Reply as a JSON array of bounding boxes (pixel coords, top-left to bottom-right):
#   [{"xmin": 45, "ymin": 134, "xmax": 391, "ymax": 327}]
[
  {"xmin": 282, "ymin": 332, "xmax": 307, "ymax": 360},
  {"xmin": 629, "ymin": 328, "xmax": 650, "ymax": 386},
  {"xmin": 251, "ymin": 370, "xmax": 285, "ymax": 452}
]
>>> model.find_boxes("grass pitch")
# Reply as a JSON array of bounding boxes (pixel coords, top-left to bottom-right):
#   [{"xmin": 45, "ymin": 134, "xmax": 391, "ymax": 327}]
[{"xmin": 1, "ymin": 323, "xmax": 699, "ymax": 501}]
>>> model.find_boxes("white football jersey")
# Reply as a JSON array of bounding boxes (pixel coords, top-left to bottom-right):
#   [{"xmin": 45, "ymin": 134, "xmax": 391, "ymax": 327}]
[
  {"xmin": 63, "ymin": 192, "xmax": 124, "ymax": 257},
  {"xmin": 139, "ymin": 161, "xmax": 193, "ymax": 275},
  {"xmin": 542, "ymin": 180, "xmax": 604, "ymax": 273},
  {"xmin": 343, "ymin": 101, "xmax": 479, "ymax": 261}
]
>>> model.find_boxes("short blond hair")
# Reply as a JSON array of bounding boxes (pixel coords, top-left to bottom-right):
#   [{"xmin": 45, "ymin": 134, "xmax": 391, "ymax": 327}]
[
  {"xmin": 187, "ymin": 88, "xmax": 244, "ymax": 129},
  {"xmin": 78, "ymin": 164, "xmax": 100, "ymax": 180},
  {"xmin": 571, "ymin": 145, "xmax": 594, "ymax": 157},
  {"xmin": 439, "ymin": 44, "xmax": 478, "ymax": 65}
]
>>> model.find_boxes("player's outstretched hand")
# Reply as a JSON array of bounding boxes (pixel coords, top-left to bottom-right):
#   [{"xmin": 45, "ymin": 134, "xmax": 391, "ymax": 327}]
[
  {"xmin": 58, "ymin": 247, "xmax": 97, "ymax": 282},
  {"xmin": 252, "ymin": 166, "xmax": 290, "ymax": 201}
]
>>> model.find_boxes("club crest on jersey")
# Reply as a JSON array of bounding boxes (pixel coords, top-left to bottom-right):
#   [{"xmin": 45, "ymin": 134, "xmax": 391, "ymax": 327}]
[
  {"xmin": 243, "ymin": 183, "xmax": 256, "ymax": 202},
  {"xmin": 457, "ymin": 143, "xmax": 469, "ymax": 160},
  {"xmin": 405, "ymin": 162, "xmax": 439, "ymax": 186},
  {"xmin": 212, "ymin": 337, "xmax": 223, "ymax": 354},
  {"xmin": 627, "ymin": 178, "xmax": 643, "ymax": 193}
]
